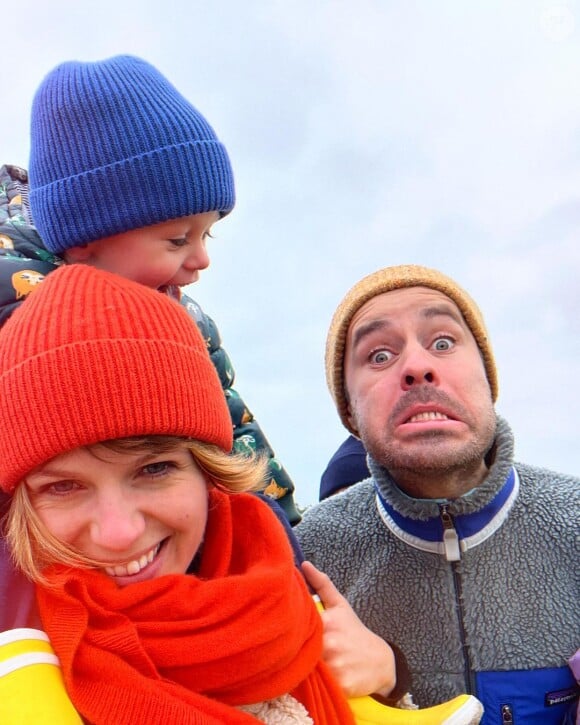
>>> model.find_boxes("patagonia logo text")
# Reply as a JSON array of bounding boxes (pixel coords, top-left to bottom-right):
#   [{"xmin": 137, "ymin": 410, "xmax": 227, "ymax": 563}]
[{"xmin": 545, "ymin": 685, "xmax": 580, "ymax": 707}]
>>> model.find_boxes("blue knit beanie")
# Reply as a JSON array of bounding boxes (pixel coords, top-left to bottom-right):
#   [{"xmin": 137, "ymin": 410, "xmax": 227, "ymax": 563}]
[{"xmin": 29, "ymin": 55, "xmax": 235, "ymax": 254}]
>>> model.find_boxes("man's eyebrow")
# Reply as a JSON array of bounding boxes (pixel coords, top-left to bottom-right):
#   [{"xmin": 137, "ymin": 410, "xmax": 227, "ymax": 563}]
[
  {"xmin": 350, "ymin": 318, "xmax": 391, "ymax": 350},
  {"xmin": 420, "ymin": 304, "xmax": 464, "ymax": 324},
  {"xmin": 349, "ymin": 304, "xmax": 465, "ymax": 351}
]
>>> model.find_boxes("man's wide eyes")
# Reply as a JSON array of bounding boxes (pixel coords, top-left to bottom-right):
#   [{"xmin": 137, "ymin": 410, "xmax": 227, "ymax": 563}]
[
  {"xmin": 432, "ymin": 336, "xmax": 455, "ymax": 351},
  {"xmin": 370, "ymin": 349, "xmax": 393, "ymax": 364}
]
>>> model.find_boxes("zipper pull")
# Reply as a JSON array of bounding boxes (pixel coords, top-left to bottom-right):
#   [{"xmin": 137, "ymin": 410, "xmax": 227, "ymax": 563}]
[
  {"xmin": 440, "ymin": 506, "xmax": 461, "ymax": 561},
  {"xmin": 501, "ymin": 704, "xmax": 513, "ymax": 723}
]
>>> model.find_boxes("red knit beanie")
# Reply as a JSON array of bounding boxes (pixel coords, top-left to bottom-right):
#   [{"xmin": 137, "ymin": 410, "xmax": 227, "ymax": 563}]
[{"xmin": 0, "ymin": 264, "xmax": 233, "ymax": 493}]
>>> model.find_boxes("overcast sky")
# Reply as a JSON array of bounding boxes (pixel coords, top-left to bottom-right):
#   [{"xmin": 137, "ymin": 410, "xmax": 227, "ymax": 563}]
[{"xmin": 3, "ymin": 0, "xmax": 579, "ymax": 507}]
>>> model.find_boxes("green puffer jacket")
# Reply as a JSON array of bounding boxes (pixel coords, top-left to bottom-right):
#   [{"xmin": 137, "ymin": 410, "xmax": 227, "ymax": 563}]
[{"xmin": 0, "ymin": 164, "xmax": 300, "ymax": 524}]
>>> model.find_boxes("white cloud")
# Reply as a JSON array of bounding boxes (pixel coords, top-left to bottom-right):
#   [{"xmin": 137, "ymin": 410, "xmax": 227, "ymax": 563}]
[{"xmin": 3, "ymin": 0, "xmax": 579, "ymax": 506}]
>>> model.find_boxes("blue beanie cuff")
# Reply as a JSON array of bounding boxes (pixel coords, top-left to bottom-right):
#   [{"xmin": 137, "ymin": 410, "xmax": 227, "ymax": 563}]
[{"xmin": 31, "ymin": 139, "xmax": 234, "ymax": 253}]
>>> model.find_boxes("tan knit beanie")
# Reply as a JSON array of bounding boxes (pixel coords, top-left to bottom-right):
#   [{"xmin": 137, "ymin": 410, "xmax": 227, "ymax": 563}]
[{"xmin": 325, "ymin": 264, "xmax": 498, "ymax": 434}]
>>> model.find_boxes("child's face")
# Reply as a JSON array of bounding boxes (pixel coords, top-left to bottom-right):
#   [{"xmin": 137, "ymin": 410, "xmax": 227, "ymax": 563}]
[
  {"xmin": 65, "ymin": 211, "xmax": 219, "ymax": 289},
  {"xmin": 25, "ymin": 443, "xmax": 209, "ymax": 586}
]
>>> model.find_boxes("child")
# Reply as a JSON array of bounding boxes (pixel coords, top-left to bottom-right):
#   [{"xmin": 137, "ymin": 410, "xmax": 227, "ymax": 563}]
[
  {"xmin": 0, "ymin": 53, "xmax": 300, "ymax": 525},
  {"xmin": 0, "ymin": 263, "xmax": 354, "ymax": 724}
]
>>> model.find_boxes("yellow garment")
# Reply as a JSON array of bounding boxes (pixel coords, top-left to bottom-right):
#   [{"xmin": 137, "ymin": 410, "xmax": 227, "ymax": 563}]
[
  {"xmin": 349, "ymin": 693, "xmax": 483, "ymax": 724},
  {"xmin": 0, "ymin": 628, "xmax": 81, "ymax": 723},
  {"xmin": 313, "ymin": 596, "xmax": 483, "ymax": 724}
]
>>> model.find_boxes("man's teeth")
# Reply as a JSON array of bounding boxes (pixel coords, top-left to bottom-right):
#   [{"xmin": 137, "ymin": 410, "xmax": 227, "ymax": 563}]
[
  {"xmin": 104, "ymin": 543, "xmax": 160, "ymax": 578},
  {"xmin": 408, "ymin": 411, "xmax": 449, "ymax": 423}
]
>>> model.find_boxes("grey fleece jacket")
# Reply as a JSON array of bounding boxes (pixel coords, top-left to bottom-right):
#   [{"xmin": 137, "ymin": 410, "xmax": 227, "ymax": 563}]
[{"xmin": 296, "ymin": 418, "xmax": 579, "ymax": 724}]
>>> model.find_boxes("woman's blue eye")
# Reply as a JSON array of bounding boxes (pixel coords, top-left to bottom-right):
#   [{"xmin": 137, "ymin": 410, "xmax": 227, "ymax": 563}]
[
  {"xmin": 142, "ymin": 461, "xmax": 171, "ymax": 476},
  {"xmin": 37, "ymin": 480, "xmax": 78, "ymax": 497},
  {"xmin": 51, "ymin": 481, "xmax": 76, "ymax": 494},
  {"xmin": 433, "ymin": 337, "xmax": 454, "ymax": 351}
]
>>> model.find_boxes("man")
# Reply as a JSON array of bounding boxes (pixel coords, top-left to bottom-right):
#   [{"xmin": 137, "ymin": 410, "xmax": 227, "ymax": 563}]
[{"xmin": 297, "ymin": 264, "xmax": 579, "ymax": 724}]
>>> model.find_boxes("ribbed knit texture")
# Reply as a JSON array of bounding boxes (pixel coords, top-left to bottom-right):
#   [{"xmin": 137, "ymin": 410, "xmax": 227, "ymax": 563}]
[
  {"xmin": 36, "ymin": 490, "xmax": 355, "ymax": 724},
  {"xmin": 0, "ymin": 264, "xmax": 232, "ymax": 493},
  {"xmin": 29, "ymin": 55, "xmax": 235, "ymax": 253},
  {"xmin": 325, "ymin": 264, "xmax": 498, "ymax": 434}
]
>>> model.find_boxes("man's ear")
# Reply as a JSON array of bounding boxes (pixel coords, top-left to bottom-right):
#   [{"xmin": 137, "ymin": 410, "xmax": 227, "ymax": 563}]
[{"xmin": 63, "ymin": 245, "xmax": 91, "ymax": 263}]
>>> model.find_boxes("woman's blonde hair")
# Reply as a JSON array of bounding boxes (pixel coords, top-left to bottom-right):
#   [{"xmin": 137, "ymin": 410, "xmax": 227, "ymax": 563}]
[{"xmin": 5, "ymin": 436, "xmax": 268, "ymax": 583}]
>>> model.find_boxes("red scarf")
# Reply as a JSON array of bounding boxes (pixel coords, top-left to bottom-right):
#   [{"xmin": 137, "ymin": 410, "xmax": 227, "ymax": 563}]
[{"xmin": 36, "ymin": 490, "xmax": 354, "ymax": 724}]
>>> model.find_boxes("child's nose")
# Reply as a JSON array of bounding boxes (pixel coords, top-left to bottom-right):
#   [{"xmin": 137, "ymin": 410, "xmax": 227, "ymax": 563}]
[{"xmin": 184, "ymin": 240, "xmax": 210, "ymax": 271}]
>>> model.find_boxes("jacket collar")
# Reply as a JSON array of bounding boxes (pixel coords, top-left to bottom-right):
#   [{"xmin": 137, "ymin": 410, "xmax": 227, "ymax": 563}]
[
  {"xmin": 374, "ymin": 467, "xmax": 519, "ymax": 560},
  {"xmin": 370, "ymin": 417, "xmax": 519, "ymax": 560}
]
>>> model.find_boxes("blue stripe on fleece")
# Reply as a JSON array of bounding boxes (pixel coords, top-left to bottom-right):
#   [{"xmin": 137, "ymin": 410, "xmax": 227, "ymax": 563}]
[{"xmin": 375, "ymin": 468, "xmax": 515, "ymax": 543}]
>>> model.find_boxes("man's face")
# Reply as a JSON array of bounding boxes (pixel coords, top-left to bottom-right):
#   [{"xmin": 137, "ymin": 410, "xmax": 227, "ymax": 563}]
[{"xmin": 344, "ymin": 287, "xmax": 496, "ymax": 493}]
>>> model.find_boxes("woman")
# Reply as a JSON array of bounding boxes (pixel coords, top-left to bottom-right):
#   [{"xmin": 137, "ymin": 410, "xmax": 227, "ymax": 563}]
[{"xmin": 0, "ymin": 263, "xmax": 354, "ymax": 724}]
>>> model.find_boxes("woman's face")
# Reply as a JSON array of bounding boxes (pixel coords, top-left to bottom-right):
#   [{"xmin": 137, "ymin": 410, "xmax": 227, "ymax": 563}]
[{"xmin": 25, "ymin": 443, "xmax": 208, "ymax": 586}]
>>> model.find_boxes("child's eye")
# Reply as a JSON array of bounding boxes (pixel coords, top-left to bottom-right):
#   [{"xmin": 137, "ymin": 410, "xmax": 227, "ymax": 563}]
[
  {"xmin": 432, "ymin": 336, "xmax": 455, "ymax": 351},
  {"xmin": 203, "ymin": 229, "xmax": 215, "ymax": 240},
  {"xmin": 168, "ymin": 237, "xmax": 188, "ymax": 248}
]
